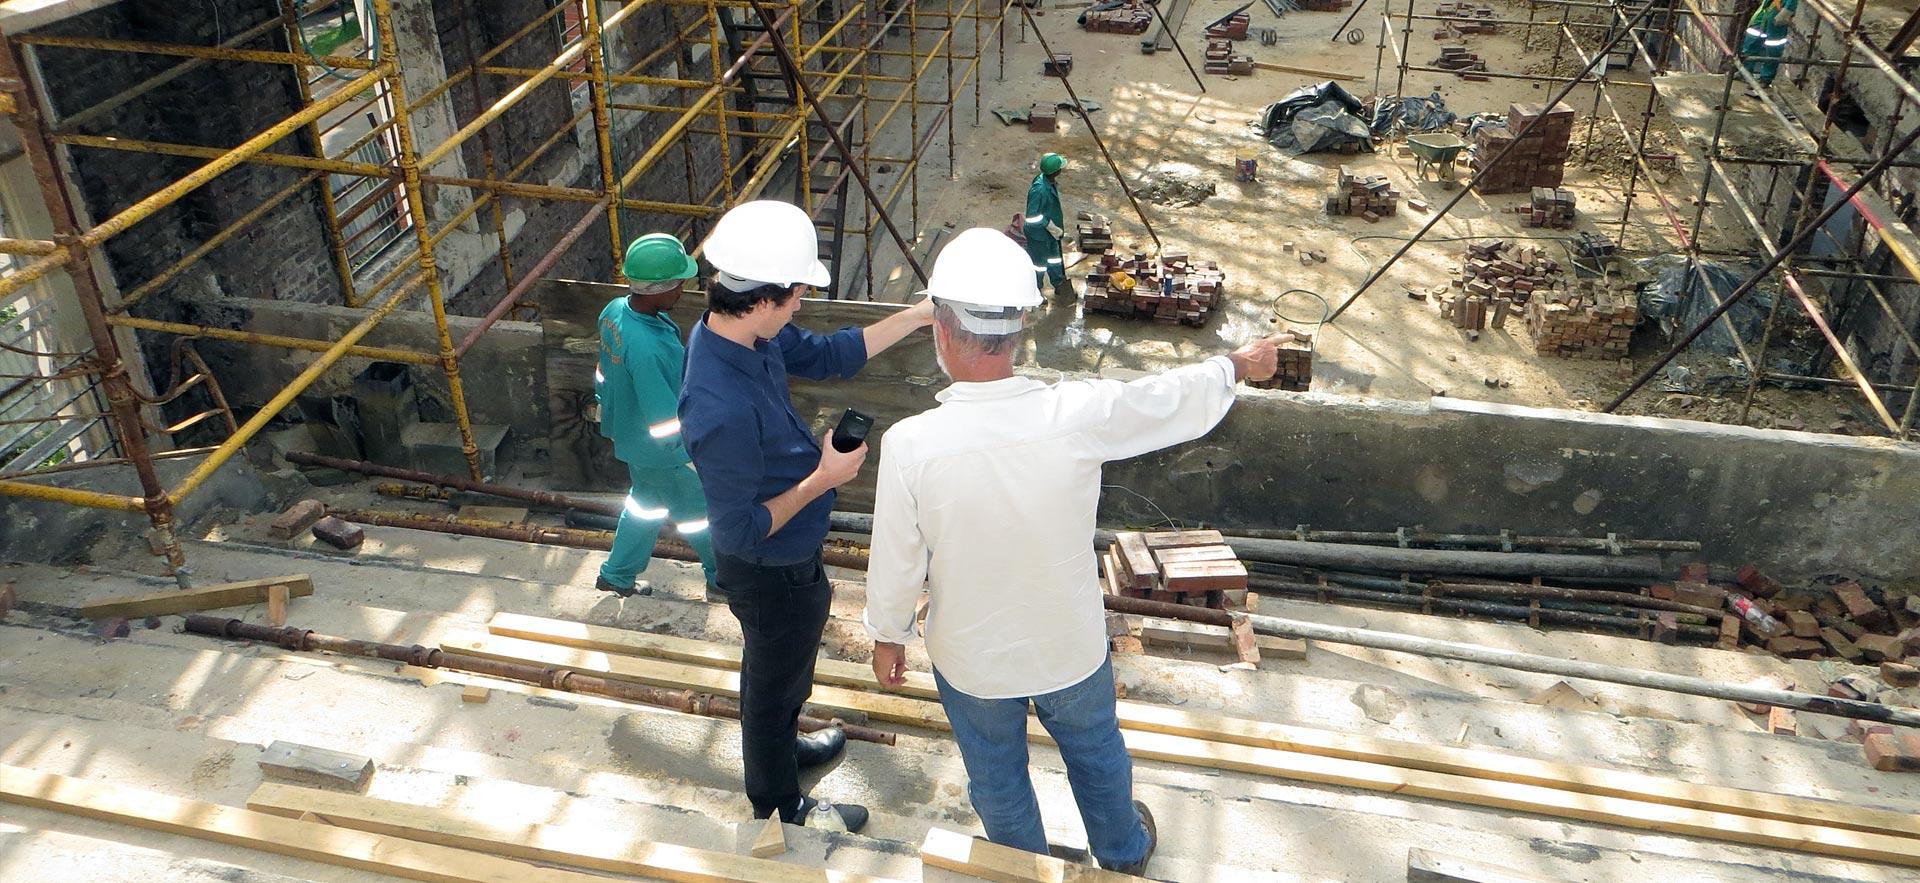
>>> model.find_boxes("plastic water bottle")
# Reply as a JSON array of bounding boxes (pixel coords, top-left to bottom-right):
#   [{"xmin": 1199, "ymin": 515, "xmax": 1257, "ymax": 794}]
[
  {"xmin": 807, "ymin": 800, "xmax": 848, "ymax": 833},
  {"xmin": 1727, "ymin": 594, "xmax": 1782, "ymax": 638}
]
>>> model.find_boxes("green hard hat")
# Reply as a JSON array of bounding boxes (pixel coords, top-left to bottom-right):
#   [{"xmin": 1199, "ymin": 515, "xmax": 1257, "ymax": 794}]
[
  {"xmin": 1040, "ymin": 153, "xmax": 1066, "ymax": 175},
  {"xmin": 623, "ymin": 233, "xmax": 699, "ymax": 283}
]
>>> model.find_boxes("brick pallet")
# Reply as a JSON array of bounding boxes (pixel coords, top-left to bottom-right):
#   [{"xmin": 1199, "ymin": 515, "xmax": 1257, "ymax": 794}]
[
  {"xmin": 1324, "ymin": 166, "xmax": 1400, "ymax": 221},
  {"xmin": 1520, "ymin": 187, "xmax": 1577, "ymax": 229},
  {"xmin": 1075, "ymin": 210, "xmax": 1113, "ymax": 253},
  {"xmin": 1470, "ymin": 101, "xmax": 1573, "ymax": 195},
  {"xmin": 1104, "ymin": 530, "xmax": 1252, "ymax": 612},
  {"xmin": 1083, "ymin": 1, "xmax": 1153, "ymax": 34},
  {"xmin": 1433, "ymin": 46, "xmax": 1488, "ymax": 77},
  {"xmin": 1082, "ymin": 250, "xmax": 1226, "ymax": 326},
  {"xmin": 1204, "ymin": 38, "xmax": 1254, "ymax": 75},
  {"xmin": 1028, "ymin": 103, "xmax": 1058, "ymax": 133},
  {"xmin": 1246, "ymin": 330, "xmax": 1314, "ymax": 391},
  {"xmin": 1206, "ymin": 11, "xmax": 1250, "ymax": 40},
  {"xmin": 1526, "ymin": 280, "xmax": 1639, "ymax": 359}
]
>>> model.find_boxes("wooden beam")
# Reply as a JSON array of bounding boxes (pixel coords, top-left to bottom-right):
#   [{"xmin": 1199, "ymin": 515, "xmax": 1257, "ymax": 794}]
[
  {"xmin": 449, "ymin": 631, "xmax": 1920, "ymax": 865},
  {"xmin": 77, "ymin": 575, "xmax": 313, "ymax": 619},
  {"xmin": 246, "ymin": 783, "xmax": 894, "ymax": 883},
  {"xmin": 1139, "ymin": 617, "xmax": 1307, "ymax": 658},
  {"xmin": 0, "ymin": 764, "xmax": 631, "ymax": 883},
  {"xmin": 1251, "ymin": 60, "xmax": 1361, "ymax": 81},
  {"xmin": 920, "ymin": 827, "xmax": 1137, "ymax": 882},
  {"xmin": 478, "ymin": 615, "xmax": 1920, "ymax": 843}
]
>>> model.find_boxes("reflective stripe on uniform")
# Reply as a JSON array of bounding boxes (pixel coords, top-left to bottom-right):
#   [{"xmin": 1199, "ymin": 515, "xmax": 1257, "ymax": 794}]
[
  {"xmin": 1025, "ymin": 213, "xmax": 1047, "ymax": 223},
  {"xmin": 624, "ymin": 497, "xmax": 669, "ymax": 519},
  {"xmin": 675, "ymin": 519, "xmax": 709, "ymax": 534},
  {"xmin": 648, "ymin": 418, "xmax": 682, "ymax": 439},
  {"xmin": 1046, "ymin": 257, "xmax": 1063, "ymax": 264}
]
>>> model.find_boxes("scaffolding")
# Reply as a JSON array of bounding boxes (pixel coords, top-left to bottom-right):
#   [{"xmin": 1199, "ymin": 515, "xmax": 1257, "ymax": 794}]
[
  {"xmin": 1364, "ymin": 0, "xmax": 1920, "ymax": 437},
  {"xmin": 0, "ymin": 0, "xmax": 1009, "ymax": 581}
]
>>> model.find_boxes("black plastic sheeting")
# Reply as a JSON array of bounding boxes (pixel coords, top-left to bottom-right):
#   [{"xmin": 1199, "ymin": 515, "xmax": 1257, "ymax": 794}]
[
  {"xmin": 1258, "ymin": 81, "xmax": 1374, "ymax": 154},
  {"xmin": 1637, "ymin": 254, "xmax": 1777, "ymax": 356},
  {"xmin": 1371, "ymin": 91, "xmax": 1458, "ymax": 136}
]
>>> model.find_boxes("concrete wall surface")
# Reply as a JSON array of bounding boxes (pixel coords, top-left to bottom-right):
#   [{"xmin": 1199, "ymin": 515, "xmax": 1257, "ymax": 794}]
[{"xmin": 0, "ymin": 454, "xmax": 267, "ymax": 568}]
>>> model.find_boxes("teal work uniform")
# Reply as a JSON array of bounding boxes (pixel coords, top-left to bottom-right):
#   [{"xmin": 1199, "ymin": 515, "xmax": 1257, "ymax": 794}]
[
  {"xmin": 1022, "ymin": 172, "xmax": 1065, "ymax": 288},
  {"xmin": 1740, "ymin": 0, "xmax": 1794, "ymax": 86},
  {"xmin": 595, "ymin": 298, "xmax": 717, "ymax": 589}
]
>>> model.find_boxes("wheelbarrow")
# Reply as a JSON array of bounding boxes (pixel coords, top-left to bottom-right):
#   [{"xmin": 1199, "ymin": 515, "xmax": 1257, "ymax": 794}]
[{"xmin": 1407, "ymin": 132, "xmax": 1469, "ymax": 186}]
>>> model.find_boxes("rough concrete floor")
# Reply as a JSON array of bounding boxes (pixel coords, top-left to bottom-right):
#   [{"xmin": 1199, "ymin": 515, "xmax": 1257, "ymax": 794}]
[
  {"xmin": 2, "ymin": 501, "xmax": 1917, "ymax": 881},
  {"xmin": 863, "ymin": 0, "xmax": 1875, "ymax": 436}
]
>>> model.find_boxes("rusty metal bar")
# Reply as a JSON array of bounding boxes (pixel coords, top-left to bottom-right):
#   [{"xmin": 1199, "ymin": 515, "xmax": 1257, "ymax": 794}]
[
  {"xmin": 457, "ymin": 201, "xmax": 607, "ymax": 357},
  {"xmin": 180, "ymin": 615, "xmax": 896, "ymax": 746},
  {"xmin": 286, "ymin": 450, "xmax": 617, "ymax": 512}
]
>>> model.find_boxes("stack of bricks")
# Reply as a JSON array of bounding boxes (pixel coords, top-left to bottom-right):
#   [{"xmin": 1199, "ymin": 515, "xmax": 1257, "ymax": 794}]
[
  {"xmin": 1441, "ymin": 239, "xmax": 1560, "ymax": 331},
  {"xmin": 1075, "ymin": 210, "xmax": 1113, "ymax": 253},
  {"xmin": 1082, "ymin": 250, "xmax": 1226, "ymax": 326},
  {"xmin": 1204, "ymin": 38, "xmax": 1254, "ymax": 75},
  {"xmin": 1028, "ymin": 103, "xmax": 1058, "ymax": 133},
  {"xmin": 1246, "ymin": 330, "xmax": 1314, "ymax": 391},
  {"xmin": 1083, "ymin": 1, "xmax": 1153, "ymax": 34},
  {"xmin": 1520, "ymin": 186, "xmax": 1577, "ymax": 229},
  {"xmin": 1324, "ymin": 166, "xmax": 1400, "ymax": 221},
  {"xmin": 1433, "ymin": 46, "xmax": 1489, "ymax": 80},
  {"xmin": 1103, "ymin": 530, "xmax": 1252, "ymax": 611},
  {"xmin": 1525, "ymin": 278, "xmax": 1639, "ymax": 359},
  {"xmin": 1470, "ymin": 102, "xmax": 1574, "ymax": 194},
  {"xmin": 1433, "ymin": 2, "xmax": 1497, "ymax": 34},
  {"xmin": 1574, "ymin": 230, "xmax": 1616, "ymax": 262},
  {"xmin": 1205, "ymin": 10, "xmax": 1251, "ymax": 39},
  {"xmin": 1299, "ymin": 0, "xmax": 1352, "ymax": 10}
]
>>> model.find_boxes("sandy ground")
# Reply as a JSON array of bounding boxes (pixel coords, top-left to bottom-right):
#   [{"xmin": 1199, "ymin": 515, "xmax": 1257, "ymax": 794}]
[{"xmin": 850, "ymin": 0, "xmax": 1881, "ymax": 436}]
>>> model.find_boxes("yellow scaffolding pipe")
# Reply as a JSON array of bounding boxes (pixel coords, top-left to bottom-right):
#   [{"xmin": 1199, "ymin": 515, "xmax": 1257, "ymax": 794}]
[
  {"xmin": 103, "ymin": 315, "xmax": 440, "ymax": 365},
  {"xmin": 0, "ymin": 479, "xmax": 144, "ymax": 512},
  {"xmin": 16, "ymin": 34, "xmax": 377, "ymax": 70}
]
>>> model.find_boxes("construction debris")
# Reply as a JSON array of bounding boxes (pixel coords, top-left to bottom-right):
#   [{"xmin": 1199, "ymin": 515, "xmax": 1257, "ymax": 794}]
[
  {"xmin": 1433, "ymin": 46, "xmax": 1489, "ymax": 78},
  {"xmin": 311, "ymin": 516, "xmax": 366, "ymax": 550},
  {"xmin": 257, "ymin": 740, "xmax": 375, "ymax": 792},
  {"xmin": 1433, "ymin": 2, "xmax": 1497, "ymax": 35},
  {"xmin": 1081, "ymin": 0, "xmax": 1153, "ymax": 33},
  {"xmin": 1075, "ymin": 210, "xmax": 1113, "ymax": 253},
  {"xmin": 1246, "ymin": 330, "xmax": 1314, "ymax": 392},
  {"xmin": 1104, "ymin": 530, "xmax": 1251, "ymax": 611},
  {"xmin": 1204, "ymin": 38, "xmax": 1254, "ymax": 76},
  {"xmin": 1082, "ymin": 251, "xmax": 1227, "ymax": 325},
  {"xmin": 1205, "ymin": 9, "xmax": 1251, "ymax": 40},
  {"xmin": 1325, "ymin": 166, "xmax": 1401, "ymax": 220}
]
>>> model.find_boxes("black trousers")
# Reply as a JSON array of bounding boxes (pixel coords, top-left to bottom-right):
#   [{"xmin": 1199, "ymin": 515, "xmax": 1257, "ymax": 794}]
[{"xmin": 716, "ymin": 549, "xmax": 832, "ymax": 821}]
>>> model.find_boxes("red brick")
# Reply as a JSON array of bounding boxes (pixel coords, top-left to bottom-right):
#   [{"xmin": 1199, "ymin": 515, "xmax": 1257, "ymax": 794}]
[
  {"xmin": 1783, "ymin": 610, "xmax": 1820, "ymax": 639},
  {"xmin": 1677, "ymin": 562, "xmax": 1711, "ymax": 583},
  {"xmin": 1652, "ymin": 612, "xmax": 1680, "ymax": 644},
  {"xmin": 1880, "ymin": 661, "xmax": 1920, "ymax": 688},
  {"xmin": 269, "ymin": 499, "xmax": 326, "ymax": 540},
  {"xmin": 311, "ymin": 516, "xmax": 364, "ymax": 550},
  {"xmin": 1150, "ymin": 545, "xmax": 1238, "ymax": 566},
  {"xmin": 1822, "ymin": 628, "xmax": 1865, "ymax": 662},
  {"xmin": 1673, "ymin": 581, "xmax": 1725, "ymax": 610},
  {"xmin": 1863, "ymin": 733, "xmax": 1920, "ymax": 772},
  {"xmin": 1649, "ymin": 583, "xmax": 1676, "ymax": 601},
  {"xmin": 1228, "ymin": 614, "xmax": 1259, "ymax": 665},
  {"xmin": 1717, "ymin": 614, "xmax": 1741, "ymax": 649},
  {"xmin": 1767, "ymin": 706, "xmax": 1797, "ymax": 736},
  {"xmin": 1112, "ymin": 533, "xmax": 1157, "ymax": 589},
  {"xmin": 1849, "ymin": 718, "xmax": 1897, "ymax": 741},
  {"xmin": 1736, "ymin": 564, "xmax": 1784, "ymax": 598},
  {"xmin": 1858, "ymin": 633, "xmax": 1905, "ymax": 663},
  {"xmin": 1141, "ymin": 529, "xmax": 1226, "ymax": 550},
  {"xmin": 1767, "ymin": 636, "xmax": 1823, "ymax": 657},
  {"xmin": 1110, "ymin": 635, "xmax": 1145, "ymax": 655},
  {"xmin": 1161, "ymin": 560, "xmax": 1249, "ymax": 593},
  {"xmin": 1834, "ymin": 581, "xmax": 1880, "ymax": 620}
]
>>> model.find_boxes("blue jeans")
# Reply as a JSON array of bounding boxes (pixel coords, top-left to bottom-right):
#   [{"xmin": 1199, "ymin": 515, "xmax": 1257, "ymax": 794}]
[
  {"xmin": 933, "ymin": 658, "xmax": 1150, "ymax": 868},
  {"xmin": 599, "ymin": 461, "xmax": 716, "ymax": 590}
]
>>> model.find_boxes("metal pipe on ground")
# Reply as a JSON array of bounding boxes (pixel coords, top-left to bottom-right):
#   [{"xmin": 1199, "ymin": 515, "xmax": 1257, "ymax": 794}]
[
  {"xmin": 1100, "ymin": 594, "xmax": 1920, "ymax": 726},
  {"xmin": 287, "ymin": 451, "xmax": 620, "ymax": 516},
  {"xmin": 1253, "ymin": 567, "xmax": 1716, "ymax": 623},
  {"xmin": 1222, "ymin": 526, "xmax": 1701, "ymax": 554},
  {"xmin": 1143, "ymin": 533, "xmax": 1669, "ymax": 579},
  {"xmin": 180, "ymin": 616, "xmax": 895, "ymax": 746},
  {"xmin": 1248, "ymin": 576, "xmax": 1720, "ymax": 641}
]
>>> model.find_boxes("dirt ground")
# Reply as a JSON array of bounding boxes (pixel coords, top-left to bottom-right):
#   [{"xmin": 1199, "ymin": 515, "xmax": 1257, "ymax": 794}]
[{"xmin": 870, "ymin": 0, "xmax": 1879, "ymax": 435}]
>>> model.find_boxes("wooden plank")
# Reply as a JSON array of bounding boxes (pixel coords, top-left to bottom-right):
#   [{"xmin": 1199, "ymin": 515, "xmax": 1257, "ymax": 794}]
[
  {"xmin": 245, "ymin": 782, "xmax": 890, "ymax": 882},
  {"xmin": 1250, "ymin": 60, "xmax": 1362, "ymax": 81},
  {"xmin": 77, "ymin": 574, "xmax": 314, "ymax": 619},
  {"xmin": 1139, "ymin": 617, "xmax": 1307, "ymax": 659},
  {"xmin": 1140, "ymin": 529, "xmax": 1224, "ymax": 549},
  {"xmin": 739, "ymin": 818, "xmax": 786, "ymax": 858},
  {"xmin": 481, "ymin": 614, "xmax": 944, "ymax": 701},
  {"xmin": 1111, "ymin": 532, "xmax": 1157, "ymax": 588},
  {"xmin": 1407, "ymin": 847, "xmax": 1563, "ymax": 882},
  {"xmin": 1149, "ymin": 545, "xmax": 1238, "ymax": 566},
  {"xmin": 0, "ymin": 765, "xmax": 632, "ymax": 883},
  {"xmin": 258, "ymin": 740, "xmax": 374, "ymax": 792},
  {"xmin": 266, "ymin": 584, "xmax": 289, "ymax": 627},
  {"xmin": 920, "ymin": 827, "xmax": 1137, "ymax": 882},
  {"xmin": 479, "ymin": 616, "xmax": 1920, "ymax": 844}
]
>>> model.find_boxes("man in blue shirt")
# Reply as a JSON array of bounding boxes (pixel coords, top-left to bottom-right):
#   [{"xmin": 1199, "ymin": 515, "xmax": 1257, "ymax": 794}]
[
  {"xmin": 592, "ymin": 233, "xmax": 716, "ymax": 598},
  {"xmin": 680, "ymin": 199, "xmax": 933, "ymax": 832}
]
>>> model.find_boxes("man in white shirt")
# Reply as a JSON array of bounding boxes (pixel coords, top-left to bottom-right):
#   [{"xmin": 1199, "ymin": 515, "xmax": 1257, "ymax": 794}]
[{"xmin": 862, "ymin": 228, "xmax": 1291, "ymax": 874}]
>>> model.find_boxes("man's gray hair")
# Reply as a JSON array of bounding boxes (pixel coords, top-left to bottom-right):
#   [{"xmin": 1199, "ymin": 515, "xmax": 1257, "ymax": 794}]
[{"xmin": 934, "ymin": 301, "xmax": 1024, "ymax": 356}]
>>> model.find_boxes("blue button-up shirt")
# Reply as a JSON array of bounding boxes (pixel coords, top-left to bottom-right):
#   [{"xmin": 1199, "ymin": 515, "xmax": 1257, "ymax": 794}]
[{"xmin": 679, "ymin": 315, "xmax": 869, "ymax": 564}]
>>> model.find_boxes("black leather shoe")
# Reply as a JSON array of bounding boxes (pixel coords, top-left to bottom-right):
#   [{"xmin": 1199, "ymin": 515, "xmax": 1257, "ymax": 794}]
[
  {"xmin": 593, "ymin": 576, "xmax": 651, "ymax": 597},
  {"xmin": 796, "ymin": 795, "xmax": 868, "ymax": 833},
  {"xmin": 796, "ymin": 727, "xmax": 847, "ymax": 768},
  {"xmin": 1103, "ymin": 799, "xmax": 1156, "ymax": 875}
]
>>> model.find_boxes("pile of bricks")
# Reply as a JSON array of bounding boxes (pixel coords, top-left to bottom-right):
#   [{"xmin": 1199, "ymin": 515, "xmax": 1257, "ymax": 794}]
[
  {"xmin": 1204, "ymin": 38, "xmax": 1254, "ymax": 75},
  {"xmin": 1075, "ymin": 210, "xmax": 1113, "ymax": 253},
  {"xmin": 1573, "ymin": 230, "xmax": 1616, "ymax": 261},
  {"xmin": 1470, "ymin": 102, "xmax": 1574, "ymax": 194},
  {"xmin": 1433, "ymin": 2, "xmax": 1497, "ymax": 34},
  {"xmin": 1440, "ymin": 240, "xmax": 1561, "ymax": 331},
  {"xmin": 1433, "ymin": 46, "xmax": 1489, "ymax": 80},
  {"xmin": 1103, "ymin": 530, "xmax": 1252, "ymax": 611},
  {"xmin": 1083, "ymin": 251, "xmax": 1226, "ymax": 326},
  {"xmin": 1520, "ymin": 186, "xmax": 1577, "ymax": 228},
  {"xmin": 1525, "ymin": 279, "xmax": 1639, "ymax": 359},
  {"xmin": 1083, "ymin": 1, "xmax": 1152, "ymax": 34},
  {"xmin": 1205, "ymin": 10, "xmax": 1251, "ymax": 39},
  {"xmin": 1246, "ymin": 330, "xmax": 1314, "ymax": 391},
  {"xmin": 1324, "ymin": 166, "xmax": 1400, "ymax": 220}
]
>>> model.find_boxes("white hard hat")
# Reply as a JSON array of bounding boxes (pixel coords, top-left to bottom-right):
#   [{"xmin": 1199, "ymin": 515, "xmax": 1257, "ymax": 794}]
[
  {"xmin": 703, "ymin": 200, "xmax": 831, "ymax": 289},
  {"xmin": 925, "ymin": 228, "xmax": 1043, "ymax": 334}
]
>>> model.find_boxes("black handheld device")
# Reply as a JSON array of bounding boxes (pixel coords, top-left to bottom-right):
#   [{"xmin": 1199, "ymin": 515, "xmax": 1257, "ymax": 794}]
[{"xmin": 831, "ymin": 408, "xmax": 874, "ymax": 453}]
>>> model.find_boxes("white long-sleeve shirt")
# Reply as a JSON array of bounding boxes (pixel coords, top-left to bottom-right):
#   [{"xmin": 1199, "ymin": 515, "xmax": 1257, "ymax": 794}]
[{"xmin": 862, "ymin": 356, "xmax": 1240, "ymax": 699}]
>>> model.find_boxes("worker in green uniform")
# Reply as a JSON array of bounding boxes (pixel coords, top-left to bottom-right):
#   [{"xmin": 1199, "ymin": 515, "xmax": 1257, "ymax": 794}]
[
  {"xmin": 1740, "ymin": 0, "xmax": 1796, "ymax": 87},
  {"xmin": 593, "ymin": 233, "xmax": 718, "ymax": 597},
  {"xmin": 1023, "ymin": 153, "xmax": 1072, "ymax": 300}
]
